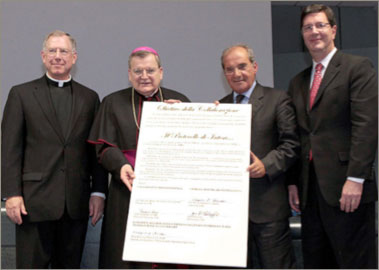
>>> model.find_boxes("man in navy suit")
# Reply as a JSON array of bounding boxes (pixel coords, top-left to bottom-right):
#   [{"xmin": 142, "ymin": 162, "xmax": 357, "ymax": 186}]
[
  {"xmin": 1, "ymin": 30, "xmax": 108, "ymax": 268},
  {"xmin": 288, "ymin": 4, "xmax": 378, "ymax": 268}
]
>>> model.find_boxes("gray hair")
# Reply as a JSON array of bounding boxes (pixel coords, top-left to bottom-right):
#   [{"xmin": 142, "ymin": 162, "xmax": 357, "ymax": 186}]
[
  {"xmin": 221, "ymin": 44, "xmax": 255, "ymax": 69},
  {"xmin": 42, "ymin": 30, "xmax": 77, "ymax": 52}
]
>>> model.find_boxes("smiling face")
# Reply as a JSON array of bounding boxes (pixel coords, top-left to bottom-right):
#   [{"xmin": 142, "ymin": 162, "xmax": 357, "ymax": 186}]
[
  {"xmin": 128, "ymin": 53, "xmax": 163, "ymax": 96},
  {"xmin": 222, "ymin": 47, "xmax": 258, "ymax": 94},
  {"xmin": 302, "ymin": 11, "xmax": 336, "ymax": 61},
  {"xmin": 41, "ymin": 35, "xmax": 77, "ymax": 80}
]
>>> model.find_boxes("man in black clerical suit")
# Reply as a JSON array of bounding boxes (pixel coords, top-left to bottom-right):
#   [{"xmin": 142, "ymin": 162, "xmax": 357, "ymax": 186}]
[
  {"xmin": 89, "ymin": 46, "xmax": 190, "ymax": 269},
  {"xmin": 287, "ymin": 4, "xmax": 378, "ymax": 269},
  {"xmin": 1, "ymin": 30, "xmax": 108, "ymax": 268},
  {"xmin": 218, "ymin": 44, "xmax": 299, "ymax": 268}
]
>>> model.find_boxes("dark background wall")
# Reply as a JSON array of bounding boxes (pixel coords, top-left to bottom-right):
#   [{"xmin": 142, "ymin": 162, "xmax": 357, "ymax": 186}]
[{"xmin": 272, "ymin": 1, "xmax": 378, "ymax": 90}]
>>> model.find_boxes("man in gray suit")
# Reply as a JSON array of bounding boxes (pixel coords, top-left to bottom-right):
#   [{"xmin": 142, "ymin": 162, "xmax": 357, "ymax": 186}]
[
  {"xmin": 288, "ymin": 4, "xmax": 377, "ymax": 268},
  {"xmin": 218, "ymin": 44, "xmax": 299, "ymax": 268},
  {"xmin": 1, "ymin": 30, "xmax": 108, "ymax": 268}
]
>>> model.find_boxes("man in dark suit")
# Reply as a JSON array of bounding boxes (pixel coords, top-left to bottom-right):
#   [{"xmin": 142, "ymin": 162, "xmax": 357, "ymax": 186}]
[
  {"xmin": 218, "ymin": 44, "xmax": 299, "ymax": 268},
  {"xmin": 287, "ymin": 4, "xmax": 378, "ymax": 269},
  {"xmin": 1, "ymin": 30, "xmax": 108, "ymax": 268}
]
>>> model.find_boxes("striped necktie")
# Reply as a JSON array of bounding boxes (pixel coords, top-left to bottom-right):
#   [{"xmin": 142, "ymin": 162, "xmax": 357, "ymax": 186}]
[
  {"xmin": 309, "ymin": 63, "xmax": 323, "ymax": 109},
  {"xmin": 309, "ymin": 63, "xmax": 323, "ymax": 161}
]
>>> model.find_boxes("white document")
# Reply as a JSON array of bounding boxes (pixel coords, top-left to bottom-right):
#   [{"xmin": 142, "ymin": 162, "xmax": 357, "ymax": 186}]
[{"xmin": 123, "ymin": 102, "xmax": 251, "ymax": 267}]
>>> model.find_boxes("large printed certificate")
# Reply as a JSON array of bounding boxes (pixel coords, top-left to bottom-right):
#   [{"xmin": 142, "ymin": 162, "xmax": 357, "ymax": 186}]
[{"xmin": 123, "ymin": 102, "xmax": 251, "ymax": 267}]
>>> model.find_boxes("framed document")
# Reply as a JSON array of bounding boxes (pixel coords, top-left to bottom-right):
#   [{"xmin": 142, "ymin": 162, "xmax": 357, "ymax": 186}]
[{"xmin": 123, "ymin": 102, "xmax": 251, "ymax": 267}]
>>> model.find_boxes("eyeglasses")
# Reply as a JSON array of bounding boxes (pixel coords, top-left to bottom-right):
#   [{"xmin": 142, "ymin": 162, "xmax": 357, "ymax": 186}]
[
  {"xmin": 132, "ymin": 68, "xmax": 158, "ymax": 76},
  {"xmin": 45, "ymin": 48, "xmax": 72, "ymax": 56},
  {"xmin": 302, "ymin": 22, "xmax": 331, "ymax": 33},
  {"xmin": 224, "ymin": 63, "xmax": 250, "ymax": 75}
]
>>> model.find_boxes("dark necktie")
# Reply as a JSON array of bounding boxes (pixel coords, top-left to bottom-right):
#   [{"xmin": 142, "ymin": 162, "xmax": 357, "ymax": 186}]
[{"xmin": 236, "ymin": 94, "xmax": 245, "ymax": 104}]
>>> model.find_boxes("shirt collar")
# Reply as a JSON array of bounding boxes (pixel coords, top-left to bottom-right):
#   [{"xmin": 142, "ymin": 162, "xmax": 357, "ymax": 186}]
[
  {"xmin": 46, "ymin": 72, "xmax": 72, "ymax": 87},
  {"xmin": 145, "ymin": 88, "xmax": 159, "ymax": 98},
  {"xmin": 312, "ymin": 47, "xmax": 337, "ymax": 70},
  {"xmin": 233, "ymin": 80, "xmax": 256, "ymax": 102}
]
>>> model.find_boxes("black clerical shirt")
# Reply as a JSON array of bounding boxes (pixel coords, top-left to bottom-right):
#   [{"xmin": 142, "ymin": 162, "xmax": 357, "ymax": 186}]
[{"xmin": 46, "ymin": 76, "xmax": 72, "ymax": 137}]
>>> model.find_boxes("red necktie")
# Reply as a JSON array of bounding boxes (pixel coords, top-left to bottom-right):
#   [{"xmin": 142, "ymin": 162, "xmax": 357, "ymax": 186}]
[
  {"xmin": 309, "ymin": 63, "xmax": 323, "ymax": 109},
  {"xmin": 309, "ymin": 63, "xmax": 323, "ymax": 161}
]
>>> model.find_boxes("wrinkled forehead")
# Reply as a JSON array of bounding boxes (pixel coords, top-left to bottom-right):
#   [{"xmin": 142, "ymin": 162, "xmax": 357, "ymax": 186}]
[
  {"xmin": 45, "ymin": 35, "xmax": 72, "ymax": 48},
  {"xmin": 224, "ymin": 48, "xmax": 249, "ymax": 64}
]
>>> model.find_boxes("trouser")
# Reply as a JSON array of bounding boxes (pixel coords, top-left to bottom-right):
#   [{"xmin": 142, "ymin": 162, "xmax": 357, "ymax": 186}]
[
  {"xmin": 247, "ymin": 218, "xmax": 296, "ymax": 269},
  {"xmin": 301, "ymin": 161, "xmax": 377, "ymax": 269},
  {"xmin": 16, "ymin": 210, "xmax": 88, "ymax": 269}
]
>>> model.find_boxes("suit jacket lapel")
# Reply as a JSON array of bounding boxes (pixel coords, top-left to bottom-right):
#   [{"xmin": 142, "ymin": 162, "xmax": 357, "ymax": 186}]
[
  {"xmin": 222, "ymin": 93, "xmax": 234, "ymax": 103},
  {"xmin": 249, "ymin": 83, "xmax": 264, "ymax": 119},
  {"xmin": 221, "ymin": 85, "xmax": 263, "ymax": 115},
  {"xmin": 302, "ymin": 68, "xmax": 312, "ymax": 114},
  {"xmin": 33, "ymin": 76, "xmax": 65, "ymax": 143},
  {"xmin": 65, "ymin": 80, "xmax": 85, "ymax": 142}
]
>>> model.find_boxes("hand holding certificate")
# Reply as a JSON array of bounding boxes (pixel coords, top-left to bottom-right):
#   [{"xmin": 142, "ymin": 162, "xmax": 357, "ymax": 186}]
[{"xmin": 123, "ymin": 102, "xmax": 251, "ymax": 267}]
